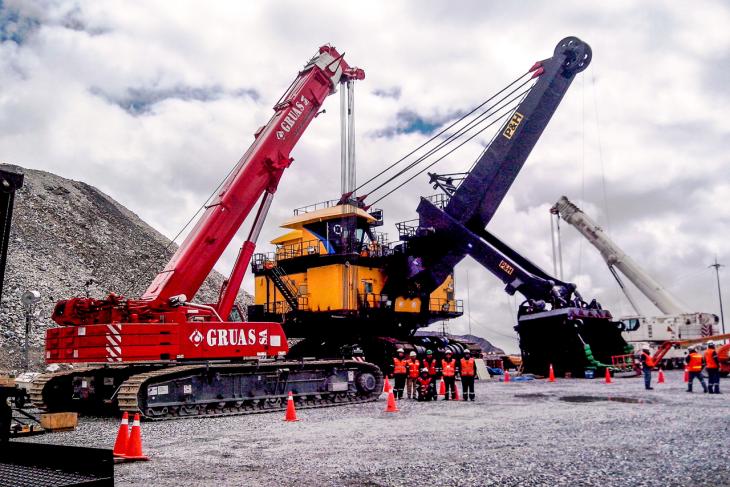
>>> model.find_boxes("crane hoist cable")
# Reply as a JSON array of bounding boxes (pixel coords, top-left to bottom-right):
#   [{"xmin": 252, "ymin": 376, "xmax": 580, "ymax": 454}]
[
  {"xmin": 365, "ymin": 80, "xmax": 535, "ymax": 201},
  {"xmin": 360, "ymin": 78, "xmax": 535, "ymax": 199},
  {"xmin": 591, "ymin": 75, "xmax": 611, "ymax": 235},
  {"xmin": 354, "ymin": 70, "xmax": 534, "ymax": 196},
  {"xmin": 369, "ymin": 88, "xmax": 531, "ymax": 205}
]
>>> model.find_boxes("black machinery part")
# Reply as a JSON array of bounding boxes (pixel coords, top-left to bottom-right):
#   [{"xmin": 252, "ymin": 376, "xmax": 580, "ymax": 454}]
[
  {"xmin": 0, "ymin": 167, "xmax": 24, "ymax": 303},
  {"xmin": 287, "ymin": 335, "xmax": 481, "ymax": 376},
  {"xmin": 32, "ymin": 359, "xmax": 383, "ymax": 421},
  {"xmin": 0, "ymin": 442, "xmax": 113, "ymax": 487},
  {"xmin": 516, "ymin": 311, "xmax": 630, "ymax": 378}
]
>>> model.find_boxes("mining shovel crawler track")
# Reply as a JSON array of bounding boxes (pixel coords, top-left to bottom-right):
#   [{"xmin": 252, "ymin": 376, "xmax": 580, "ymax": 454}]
[{"xmin": 32, "ymin": 360, "xmax": 383, "ymax": 421}]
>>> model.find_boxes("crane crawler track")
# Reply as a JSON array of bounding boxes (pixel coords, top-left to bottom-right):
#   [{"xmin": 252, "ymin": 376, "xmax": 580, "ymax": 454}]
[
  {"xmin": 29, "ymin": 366, "xmax": 101, "ymax": 410},
  {"xmin": 32, "ymin": 360, "xmax": 383, "ymax": 421}
]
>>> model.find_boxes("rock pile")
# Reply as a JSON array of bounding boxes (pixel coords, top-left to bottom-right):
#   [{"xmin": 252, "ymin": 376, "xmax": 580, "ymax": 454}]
[{"xmin": 0, "ymin": 163, "xmax": 251, "ymax": 371}]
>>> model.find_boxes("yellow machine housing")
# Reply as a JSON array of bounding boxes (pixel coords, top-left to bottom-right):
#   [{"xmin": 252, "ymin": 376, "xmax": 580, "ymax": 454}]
[{"xmin": 250, "ymin": 201, "xmax": 462, "ymax": 338}]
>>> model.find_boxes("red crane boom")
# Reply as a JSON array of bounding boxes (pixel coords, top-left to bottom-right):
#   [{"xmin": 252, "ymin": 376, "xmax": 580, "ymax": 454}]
[{"xmin": 142, "ymin": 47, "xmax": 364, "ymax": 313}]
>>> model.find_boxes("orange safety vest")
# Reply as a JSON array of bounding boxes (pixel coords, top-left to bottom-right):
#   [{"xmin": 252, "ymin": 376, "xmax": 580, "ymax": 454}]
[
  {"xmin": 641, "ymin": 352, "xmax": 655, "ymax": 368},
  {"xmin": 393, "ymin": 357, "xmax": 407, "ymax": 375},
  {"xmin": 705, "ymin": 349, "xmax": 719, "ymax": 369},
  {"xmin": 423, "ymin": 357, "xmax": 437, "ymax": 375},
  {"xmin": 407, "ymin": 359, "xmax": 420, "ymax": 378},
  {"xmin": 460, "ymin": 357, "xmax": 475, "ymax": 377},
  {"xmin": 687, "ymin": 352, "xmax": 703, "ymax": 372},
  {"xmin": 442, "ymin": 358, "xmax": 456, "ymax": 377}
]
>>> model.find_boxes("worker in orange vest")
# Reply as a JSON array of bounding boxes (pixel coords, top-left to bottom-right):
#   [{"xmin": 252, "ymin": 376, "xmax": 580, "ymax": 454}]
[
  {"xmin": 391, "ymin": 348, "xmax": 408, "ymax": 399},
  {"xmin": 705, "ymin": 342, "xmax": 721, "ymax": 394},
  {"xmin": 685, "ymin": 347, "xmax": 708, "ymax": 393},
  {"xmin": 406, "ymin": 351, "xmax": 420, "ymax": 399},
  {"xmin": 459, "ymin": 349, "xmax": 477, "ymax": 401},
  {"xmin": 416, "ymin": 368, "xmax": 433, "ymax": 401},
  {"xmin": 441, "ymin": 350, "xmax": 457, "ymax": 400},
  {"xmin": 640, "ymin": 346, "xmax": 655, "ymax": 390},
  {"xmin": 422, "ymin": 350, "xmax": 438, "ymax": 399}
]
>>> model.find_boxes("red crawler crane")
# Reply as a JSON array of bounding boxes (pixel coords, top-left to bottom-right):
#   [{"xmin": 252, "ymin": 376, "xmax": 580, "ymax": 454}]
[{"xmin": 32, "ymin": 46, "xmax": 381, "ymax": 420}]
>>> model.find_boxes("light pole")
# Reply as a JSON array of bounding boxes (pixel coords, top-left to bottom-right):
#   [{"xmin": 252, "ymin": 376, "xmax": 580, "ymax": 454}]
[
  {"xmin": 709, "ymin": 257, "xmax": 725, "ymax": 338},
  {"xmin": 21, "ymin": 290, "xmax": 40, "ymax": 371}
]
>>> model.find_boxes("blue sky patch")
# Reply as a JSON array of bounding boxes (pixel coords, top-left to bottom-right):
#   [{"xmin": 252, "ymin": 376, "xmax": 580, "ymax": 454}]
[
  {"xmin": 91, "ymin": 85, "xmax": 261, "ymax": 115},
  {"xmin": 0, "ymin": 1, "xmax": 40, "ymax": 45},
  {"xmin": 374, "ymin": 109, "xmax": 460, "ymax": 138}
]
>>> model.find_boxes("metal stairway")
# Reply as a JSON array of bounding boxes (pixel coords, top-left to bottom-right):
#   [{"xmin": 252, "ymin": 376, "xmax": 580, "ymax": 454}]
[{"xmin": 266, "ymin": 265, "xmax": 299, "ymax": 311}]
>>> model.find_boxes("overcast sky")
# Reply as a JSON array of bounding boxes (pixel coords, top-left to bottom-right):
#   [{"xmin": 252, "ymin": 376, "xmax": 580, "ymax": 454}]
[{"xmin": 1, "ymin": 1, "xmax": 728, "ymax": 352}]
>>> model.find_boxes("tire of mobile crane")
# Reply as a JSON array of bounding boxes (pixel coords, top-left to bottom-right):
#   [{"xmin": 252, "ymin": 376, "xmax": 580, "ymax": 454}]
[{"xmin": 30, "ymin": 359, "xmax": 383, "ymax": 421}]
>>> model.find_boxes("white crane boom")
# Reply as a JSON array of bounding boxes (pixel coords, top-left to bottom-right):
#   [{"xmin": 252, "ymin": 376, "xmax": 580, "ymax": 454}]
[{"xmin": 553, "ymin": 196, "xmax": 685, "ymax": 315}]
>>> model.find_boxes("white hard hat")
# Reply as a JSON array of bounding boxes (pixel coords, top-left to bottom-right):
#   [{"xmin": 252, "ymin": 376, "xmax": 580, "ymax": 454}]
[
  {"xmin": 396, "ymin": 348, "xmax": 404, "ymax": 353},
  {"xmin": 409, "ymin": 351, "xmax": 417, "ymax": 357},
  {"xmin": 463, "ymin": 349, "xmax": 471, "ymax": 354}
]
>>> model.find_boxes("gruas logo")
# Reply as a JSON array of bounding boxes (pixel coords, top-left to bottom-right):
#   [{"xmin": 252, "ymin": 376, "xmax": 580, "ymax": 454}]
[
  {"xmin": 278, "ymin": 95, "xmax": 310, "ymax": 138},
  {"xmin": 189, "ymin": 329, "xmax": 204, "ymax": 347},
  {"xmin": 187, "ymin": 327, "xmax": 270, "ymax": 347}
]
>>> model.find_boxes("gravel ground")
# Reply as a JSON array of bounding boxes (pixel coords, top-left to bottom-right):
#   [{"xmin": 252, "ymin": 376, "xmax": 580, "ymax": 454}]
[{"xmin": 20, "ymin": 371, "xmax": 730, "ymax": 486}]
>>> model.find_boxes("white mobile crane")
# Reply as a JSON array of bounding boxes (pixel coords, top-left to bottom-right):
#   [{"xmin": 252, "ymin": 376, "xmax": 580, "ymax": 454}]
[{"xmin": 553, "ymin": 196, "xmax": 719, "ymax": 368}]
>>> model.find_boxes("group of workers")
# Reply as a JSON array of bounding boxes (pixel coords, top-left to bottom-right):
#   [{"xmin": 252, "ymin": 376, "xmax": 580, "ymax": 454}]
[
  {"xmin": 391, "ymin": 347, "xmax": 477, "ymax": 401},
  {"xmin": 640, "ymin": 342, "xmax": 722, "ymax": 393}
]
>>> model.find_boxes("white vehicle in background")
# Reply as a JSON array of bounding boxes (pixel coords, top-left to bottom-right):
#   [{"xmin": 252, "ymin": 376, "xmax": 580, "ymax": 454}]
[{"xmin": 553, "ymin": 196, "xmax": 719, "ymax": 369}]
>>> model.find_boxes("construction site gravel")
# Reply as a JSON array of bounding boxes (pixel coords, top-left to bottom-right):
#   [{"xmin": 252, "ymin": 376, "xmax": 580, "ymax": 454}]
[{"xmin": 18, "ymin": 370, "xmax": 729, "ymax": 486}]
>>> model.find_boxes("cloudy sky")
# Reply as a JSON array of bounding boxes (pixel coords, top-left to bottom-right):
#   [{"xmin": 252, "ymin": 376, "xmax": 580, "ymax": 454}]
[{"xmin": 1, "ymin": 1, "xmax": 728, "ymax": 352}]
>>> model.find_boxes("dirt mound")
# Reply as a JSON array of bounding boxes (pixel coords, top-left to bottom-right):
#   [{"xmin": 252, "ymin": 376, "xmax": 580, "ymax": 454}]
[{"xmin": 0, "ymin": 163, "xmax": 251, "ymax": 371}]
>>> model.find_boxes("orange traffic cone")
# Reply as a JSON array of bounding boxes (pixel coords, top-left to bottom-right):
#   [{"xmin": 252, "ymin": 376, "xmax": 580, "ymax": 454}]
[
  {"xmin": 383, "ymin": 377, "xmax": 391, "ymax": 394},
  {"xmin": 112, "ymin": 412, "xmax": 129, "ymax": 457},
  {"xmin": 385, "ymin": 390, "xmax": 399, "ymax": 412},
  {"xmin": 504, "ymin": 369, "xmax": 511, "ymax": 383},
  {"xmin": 657, "ymin": 369, "xmax": 665, "ymax": 384},
  {"xmin": 121, "ymin": 413, "xmax": 149, "ymax": 461},
  {"xmin": 439, "ymin": 379, "xmax": 446, "ymax": 396},
  {"xmin": 684, "ymin": 367, "xmax": 689, "ymax": 383},
  {"xmin": 548, "ymin": 364, "xmax": 556, "ymax": 382},
  {"xmin": 284, "ymin": 391, "xmax": 300, "ymax": 422},
  {"xmin": 605, "ymin": 368, "xmax": 612, "ymax": 384},
  {"xmin": 453, "ymin": 384, "xmax": 460, "ymax": 400}
]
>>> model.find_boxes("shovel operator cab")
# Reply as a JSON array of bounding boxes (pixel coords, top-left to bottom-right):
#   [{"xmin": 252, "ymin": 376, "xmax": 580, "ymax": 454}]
[
  {"xmin": 248, "ymin": 199, "xmax": 465, "ymax": 369},
  {"xmin": 33, "ymin": 46, "xmax": 384, "ymax": 420}
]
